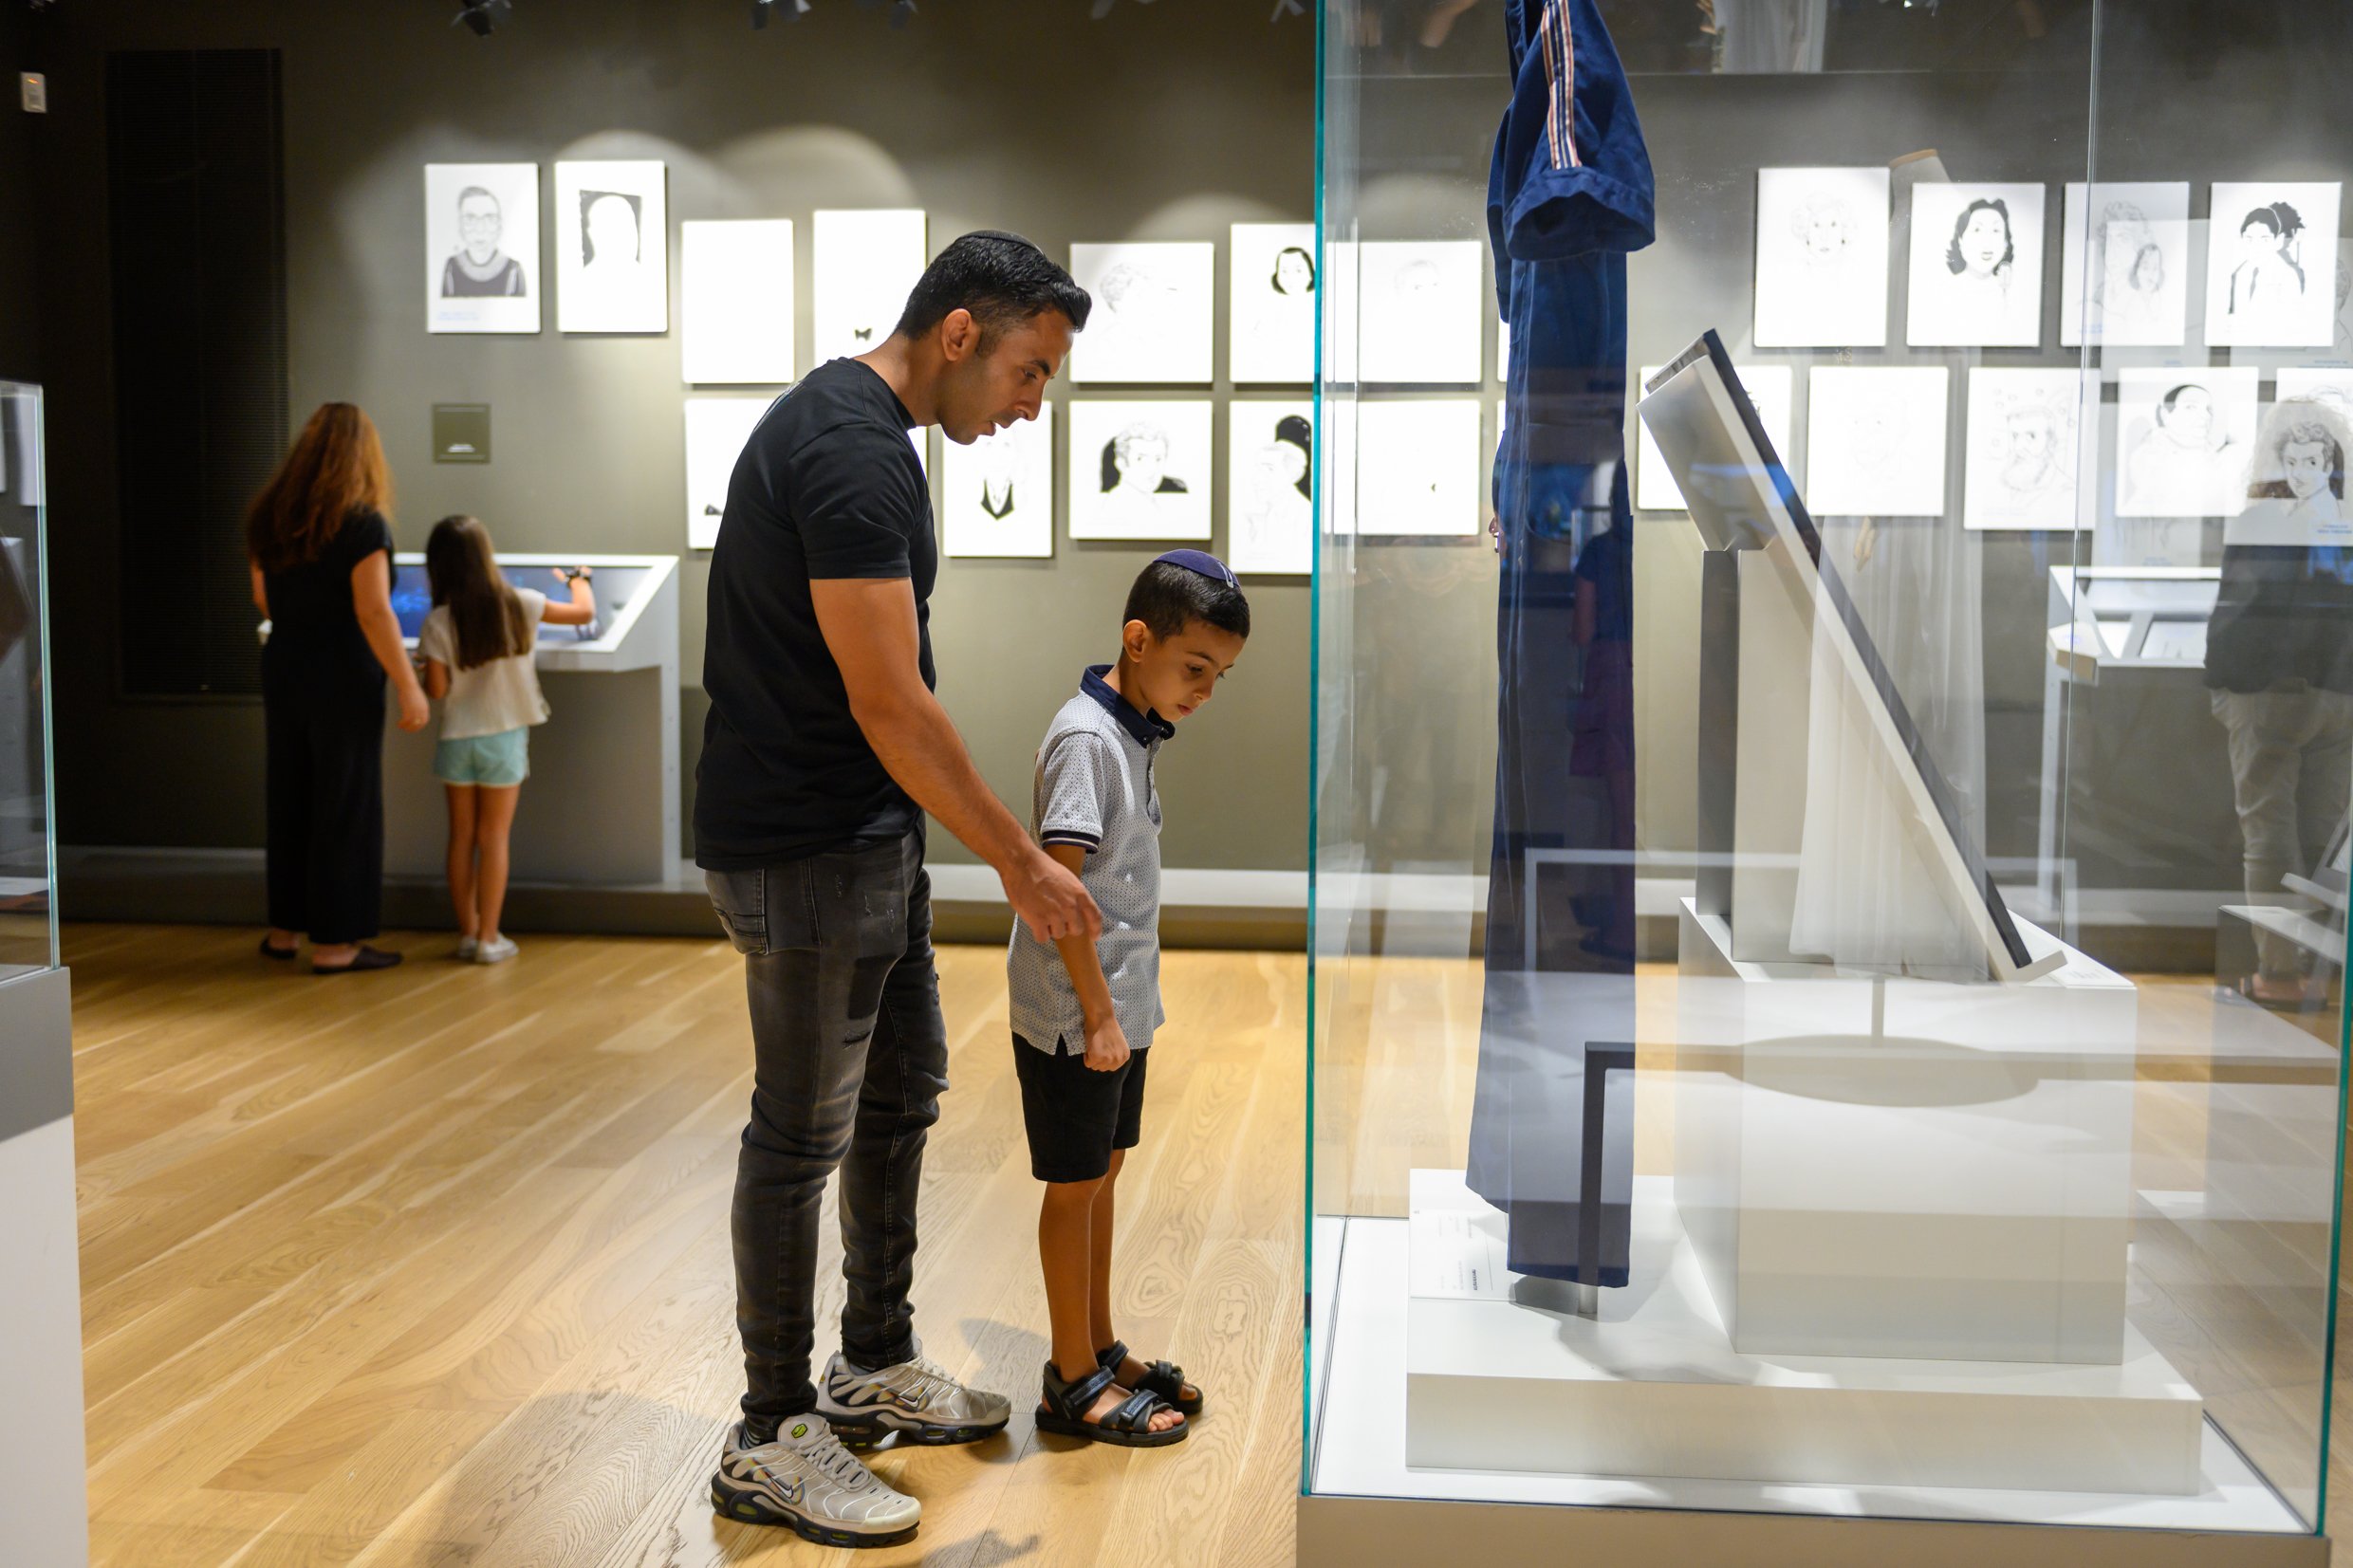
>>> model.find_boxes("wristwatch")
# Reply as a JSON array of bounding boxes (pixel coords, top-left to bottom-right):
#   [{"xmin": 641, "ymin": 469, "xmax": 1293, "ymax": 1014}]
[{"xmin": 564, "ymin": 567, "xmax": 594, "ymax": 586}]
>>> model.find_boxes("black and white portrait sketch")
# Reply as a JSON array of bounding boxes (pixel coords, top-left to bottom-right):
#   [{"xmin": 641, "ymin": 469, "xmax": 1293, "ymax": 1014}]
[
  {"xmin": 2227, "ymin": 399, "xmax": 2353, "ymax": 546},
  {"xmin": 1907, "ymin": 182, "xmax": 2046, "ymax": 348},
  {"xmin": 1805, "ymin": 365, "xmax": 1950, "ymax": 518},
  {"xmin": 1354, "ymin": 398, "xmax": 1482, "ymax": 536},
  {"xmin": 425, "ymin": 163, "xmax": 539, "ymax": 334},
  {"xmin": 1753, "ymin": 167, "xmax": 1891, "ymax": 349},
  {"xmin": 1358, "ymin": 241, "xmax": 1483, "ymax": 384},
  {"xmin": 1226, "ymin": 400, "xmax": 1313, "ymax": 574},
  {"xmin": 683, "ymin": 396, "xmax": 773, "ymax": 550},
  {"xmin": 681, "ymin": 219, "xmax": 794, "ymax": 385},
  {"xmin": 1229, "ymin": 224, "xmax": 1316, "ymax": 385},
  {"xmin": 1068, "ymin": 244, "xmax": 1214, "ymax": 385},
  {"xmin": 2206, "ymin": 182, "xmax": 2342, "ymax": 349},
  {"xmin": 2117, "ymin": 367, "xmax": 2257, "ymax": 519},
  {"xmin": 814, "ymin": 209, "xmax": 928, "ymax": 365},
  {"xmin": 2058, "ymin": 182, "xmax": 2189, "ymax": 348},
  {"xmin": 942, "ymin": 402, "xmax": 1053, "ymax": 559},
  {"xmin": 1635, "ymin": 361, "xmax": 1793, "ymax": 512},
  {"xmin": 555, "ymin": 159, "xmax": 668, "ymax": 334},
  {"xmin": 1066, "ymin": 400, "xmax": 1212, "ymax": 540},
  {"xmin": 1963, "ymin": 368, "xmax": 2084, "ymax": 531}
]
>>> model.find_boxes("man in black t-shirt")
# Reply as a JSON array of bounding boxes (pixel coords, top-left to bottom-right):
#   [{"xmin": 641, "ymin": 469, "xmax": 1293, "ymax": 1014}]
[{"xmin": 698, "ymin": 232, "xmax": 1099, "ymax": 1545}]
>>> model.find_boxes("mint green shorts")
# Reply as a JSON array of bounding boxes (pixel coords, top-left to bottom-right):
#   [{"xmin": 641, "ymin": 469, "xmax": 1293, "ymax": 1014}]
[{"xmin": 434, "ymin": 727, "xmax": 530, "ymax": 787}]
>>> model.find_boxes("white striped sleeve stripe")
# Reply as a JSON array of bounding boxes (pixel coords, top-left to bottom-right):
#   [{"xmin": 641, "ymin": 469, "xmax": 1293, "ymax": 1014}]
[{"xmin": 1538, "ymin": 1, "xmax": 1581, "ymax": 172}]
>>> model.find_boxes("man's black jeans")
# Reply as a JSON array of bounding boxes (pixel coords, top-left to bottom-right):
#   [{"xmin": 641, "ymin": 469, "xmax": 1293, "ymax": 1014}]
[{"xmin": 705, "ymin": 828, "xmax": 949, "ymax": 1432}]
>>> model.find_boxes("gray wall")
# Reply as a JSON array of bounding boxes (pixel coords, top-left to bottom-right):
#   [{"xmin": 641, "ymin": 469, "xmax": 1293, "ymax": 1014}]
[{"xmin": 33, "ymin": 2, "xmax": 1315, "ymax": 873}]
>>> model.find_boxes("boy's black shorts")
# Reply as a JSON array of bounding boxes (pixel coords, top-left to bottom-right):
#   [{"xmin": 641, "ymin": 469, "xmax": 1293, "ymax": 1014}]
[{"xmin": 1012, "ymin": 1032, "xmax": 1150, "ymax": 1184}]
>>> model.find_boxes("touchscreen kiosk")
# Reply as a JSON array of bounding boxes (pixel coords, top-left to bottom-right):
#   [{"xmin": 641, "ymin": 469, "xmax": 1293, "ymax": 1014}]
[{"xmin": 382, "ymin": 553, "xmax": 682, "ymax": 887}]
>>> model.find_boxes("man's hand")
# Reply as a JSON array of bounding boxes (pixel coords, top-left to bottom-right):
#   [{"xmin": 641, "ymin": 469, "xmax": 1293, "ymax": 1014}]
[
  {"xmin": 1083, "ymin": 1012, "xmax": 1131, "ymax": 1073},
  {"xmin": 1004, "ymin": 845, "xmax": 1102, "ymax": 944}
]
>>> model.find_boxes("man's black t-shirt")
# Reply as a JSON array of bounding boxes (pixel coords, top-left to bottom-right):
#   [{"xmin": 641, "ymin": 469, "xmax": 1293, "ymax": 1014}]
[{"xmin": 695, "ymin": 358, "xmax": 936, "ymax": 870}]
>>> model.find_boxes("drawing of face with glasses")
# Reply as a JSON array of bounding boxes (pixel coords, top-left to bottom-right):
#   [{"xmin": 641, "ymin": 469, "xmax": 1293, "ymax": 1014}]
[{"xmin": 442, "ymin": 185, "xmax": 527, "ymax": 298}]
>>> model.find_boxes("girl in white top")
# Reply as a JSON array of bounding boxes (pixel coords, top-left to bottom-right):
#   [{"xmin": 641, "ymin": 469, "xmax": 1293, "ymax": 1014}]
[{"xmin": 417, "ymin": 515, "xmax": 596, "ymax": 963}]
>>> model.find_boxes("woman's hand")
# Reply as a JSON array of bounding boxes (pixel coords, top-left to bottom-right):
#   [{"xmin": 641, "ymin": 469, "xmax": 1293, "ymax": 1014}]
[{"xmin": 396, "ymin": 684, "xmax": 431, "ymax": 732}]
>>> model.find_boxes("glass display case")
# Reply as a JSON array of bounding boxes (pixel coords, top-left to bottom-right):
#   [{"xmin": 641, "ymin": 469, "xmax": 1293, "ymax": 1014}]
[
  {"xmin": 0, "ymin": 380, "xmax": 52, "ymax": 986},
  {"xmin": 1306, "ymin": 3, "xmax": 2350, "ymax": 1559}
]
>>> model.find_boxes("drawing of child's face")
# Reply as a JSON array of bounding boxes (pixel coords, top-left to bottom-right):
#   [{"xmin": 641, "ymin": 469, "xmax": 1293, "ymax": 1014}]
[
  {"xmin": 1394, "ymin": 260, "xmax": 1440, "ymax": 298},
  {"xmin": 2159, "ymin": 387, "xmax": 2214, "ymax": 439},
  {"xmin": 1851, "ymin": 406, "xmax": 1900, "ymax": 469},
  {"xmin": 585, "ymin": 194, "xmax": 639, "ymax": 267},
  {"xmin": 2006, "ymin": 412, "xmax": 2050, "ymax": 464},
  {"xmin": 1115, "ymin": 432, "xmax": 1170, "ymax": 491},
  {"xmin": 2241, "ymin": 219, "xmax": 2278, "ymax": 261},
  {"xmin": 1273, "ymin": 249, "xmax": 1315, "ymax": 296},
  {"xmin": 2127, "ymin": 244, "xmax": 2164, "ymax": 293},
  {"xmin": 1798, "ymin": 202, "xmax": 1848, "ymax": 259},
  {"xmin": 458, "ymin": 192, "xmax": 502, "ymax": 264},
  {"xmin": 2284, "ymin": 438, "xmax": 2333, "ymax": 500},
  {"xmin": 1959, "ymin": 208, "xmax": 2010, "ymax": 276}
]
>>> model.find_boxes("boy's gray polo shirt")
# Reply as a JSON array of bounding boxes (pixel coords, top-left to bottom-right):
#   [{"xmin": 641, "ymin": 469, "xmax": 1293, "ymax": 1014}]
[{"xmin": 1007, "ymin": 665, "xmax": 1172, "ymax": 1055}]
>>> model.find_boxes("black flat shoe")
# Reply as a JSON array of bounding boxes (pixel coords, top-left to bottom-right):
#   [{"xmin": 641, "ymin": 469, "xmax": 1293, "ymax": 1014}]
[
  {"xmin": 259, "ymin": 935, "xmax": 299, "ymax": 961},
  {"xmin": 312, "ymin": 946, "xmax": 403, "ymax": 975}
]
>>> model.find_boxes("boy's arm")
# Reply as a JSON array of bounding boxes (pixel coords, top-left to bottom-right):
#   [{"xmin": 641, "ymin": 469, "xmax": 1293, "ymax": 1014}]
[{"xmin": 1044, "ymin": 841, "xmax": 1128, "ymax": 1072}]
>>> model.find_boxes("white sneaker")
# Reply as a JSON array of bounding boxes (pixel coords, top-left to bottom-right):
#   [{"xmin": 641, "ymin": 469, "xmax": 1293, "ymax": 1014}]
[
  {"xmin": 710, "ymin": 1417, "xmax": 920, "ymax": 1546},
  {"xmin": 454, "ymin": 936, "xmax": 479, "ymax": 961},
  {"xmin": 816, "ymin": 1344, "xmax": 1013, "ymax": 1448},
  {"xmin": 473, "ymin": 934, "xmax": 518, "ymax": 965}
]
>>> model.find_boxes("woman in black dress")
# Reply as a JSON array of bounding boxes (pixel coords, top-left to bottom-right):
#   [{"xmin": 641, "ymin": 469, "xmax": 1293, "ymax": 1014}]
[{"xmin": 246, "ymin": 403, "xmax": 430, "ymax": 972}]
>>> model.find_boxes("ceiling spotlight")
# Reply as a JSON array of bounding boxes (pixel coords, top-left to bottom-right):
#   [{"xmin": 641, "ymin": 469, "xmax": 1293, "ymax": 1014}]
[
  {"xmin": 454, "ymin": 0, "xmax": 511, "ymax": 37},
  {"xmin": 751, "ymin": 0, "xmax": 811, "ymax": 28}
]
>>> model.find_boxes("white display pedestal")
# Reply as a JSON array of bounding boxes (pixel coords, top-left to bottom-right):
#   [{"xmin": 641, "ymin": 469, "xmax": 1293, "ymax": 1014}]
[
  {"xmin": 1405, "ymin": 1170, "xmax": 2201, "ymax": 1495},
  {"xmin": 1676, "ymin": 900, "xmax": 2137, "ymax": 1364}
]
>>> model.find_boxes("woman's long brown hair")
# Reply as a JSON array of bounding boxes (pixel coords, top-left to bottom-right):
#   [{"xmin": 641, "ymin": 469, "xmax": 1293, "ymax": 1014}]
[
  {"xmin": 424, "ymin": 514, "xmax": 531, "ymax": 671},
  {"xmin": 245, "ymin": 402, "xmax": 394, "ymax": 572}
]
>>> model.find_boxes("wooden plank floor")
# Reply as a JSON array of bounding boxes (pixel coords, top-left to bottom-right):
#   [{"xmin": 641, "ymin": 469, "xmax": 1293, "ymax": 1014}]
[
  {"xmin": 66, "ymin": 924, "xmax": 1304, "ymax": 1567},
  {"xmin": 69, "ymin": 923, "xmax": 2353, "ymax": 1561}
]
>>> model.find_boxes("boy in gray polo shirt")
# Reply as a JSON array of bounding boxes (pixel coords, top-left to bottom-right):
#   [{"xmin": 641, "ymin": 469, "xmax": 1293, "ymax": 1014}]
[{"xmin": 1008, "ymin": 550, "xmax": 1249, "ymax": 1448}]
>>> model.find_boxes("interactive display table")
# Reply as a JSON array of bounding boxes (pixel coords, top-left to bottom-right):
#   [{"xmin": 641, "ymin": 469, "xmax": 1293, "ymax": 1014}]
[{"xmin": 383, "ymin": 552, "xmax": 682, "ymax": 888}]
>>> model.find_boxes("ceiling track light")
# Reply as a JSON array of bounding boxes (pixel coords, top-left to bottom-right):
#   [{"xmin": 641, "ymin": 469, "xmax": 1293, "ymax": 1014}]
[{"xmin": 454, "ymin": 0, "xmax": 511, "ymax": 37}]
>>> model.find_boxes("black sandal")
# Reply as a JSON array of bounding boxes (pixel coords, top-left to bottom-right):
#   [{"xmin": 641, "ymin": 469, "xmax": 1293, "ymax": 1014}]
[
  {"xmin": 312, "ymin": 946, "xmax": 404, "ymax": 975},
  {"xmin": 1036, "ymin": 1360, "xmax": 1186, "ymax": 1448},
  {"xmin": 1098, "ymin": 1340, "xmax": 1202, "ymax": 1417}
]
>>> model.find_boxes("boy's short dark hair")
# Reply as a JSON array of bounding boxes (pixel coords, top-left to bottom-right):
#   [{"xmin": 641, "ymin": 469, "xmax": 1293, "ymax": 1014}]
[
  {"xmin": 895, "ymin": 231, "xmax": 1092, "ymax": 348},
  {"xmin": 1123, "ymin": 560, "xmax": 1251, "ymax": 643}
]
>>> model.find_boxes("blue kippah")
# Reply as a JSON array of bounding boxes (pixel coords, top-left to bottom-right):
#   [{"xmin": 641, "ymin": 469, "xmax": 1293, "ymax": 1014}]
[{"xmin": 1154, "ymin": 548, "xmax": 1238, "ymax": 586}]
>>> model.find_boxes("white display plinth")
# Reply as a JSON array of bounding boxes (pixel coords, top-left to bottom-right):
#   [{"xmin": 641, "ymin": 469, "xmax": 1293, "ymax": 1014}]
[
  {"xmin": 1406, "ymin": 1170, "xmax": 2202, "ymax": 1495},
  {"xmin": 1676, "ymin": 900, "xmax": 2137, "ymax": 1365}
]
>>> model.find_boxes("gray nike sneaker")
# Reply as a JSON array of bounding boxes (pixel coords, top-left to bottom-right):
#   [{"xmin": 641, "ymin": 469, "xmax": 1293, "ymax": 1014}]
[
  {"xmin": 710, "ymin": 1417, "xmax": 921, "ymax": 1547},
  {"xmin": 816, "ymin": 1344, "xmax": 1014, "ymax": 1449}
]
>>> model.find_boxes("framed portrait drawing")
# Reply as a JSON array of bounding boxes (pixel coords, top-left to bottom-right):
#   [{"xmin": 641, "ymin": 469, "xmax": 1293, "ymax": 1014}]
[
  {"xmin": 1067, "ymin": 399, "xmax": 1213, "ymax": 540},
  {"xmin": 942, "ymin": 403, "xmax": 1054, "ymax": 559},
  {"xmin": 426, "ymin": 162, "xmax": 540, "ymax": 334},
  {"xmin": 1069, "ymin": 244, "xmax": 1214, "ymax": 386},
  {"xmin": 1230, "ymin": 223, "xmax": 1316, "ymax": 385},
  {"xmin": 814, "ymin": 209, "xmax": 929, "ymax": 365},
  {"xmin": 555, "ymin": 159, "xmax": 668, "ymax": 334},
  {"xmin": 1227, "ymin": 400, "xmax": 1314, "ymax": 574}
]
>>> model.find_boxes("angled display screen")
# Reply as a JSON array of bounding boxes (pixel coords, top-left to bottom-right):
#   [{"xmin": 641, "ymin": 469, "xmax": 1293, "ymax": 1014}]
[{"xmin": 1640, "ymin": 329, "xmax": 2034, "ymax": 975}]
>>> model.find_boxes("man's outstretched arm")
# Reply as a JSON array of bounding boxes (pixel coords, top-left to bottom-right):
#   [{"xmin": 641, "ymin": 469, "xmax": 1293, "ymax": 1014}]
[{"xmin": 812, "ymin": 574, "xmax": 1101, "ymax": 944}]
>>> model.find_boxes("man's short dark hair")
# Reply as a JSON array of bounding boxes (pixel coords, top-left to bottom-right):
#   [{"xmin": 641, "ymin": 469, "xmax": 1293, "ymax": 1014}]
[
  {"xmin": 895, "ymin": 231, "xmax": 1092, "ymax": 347},
  {"xmin": 1124, "ymin": 560, "xmax": 1251, "ymax": 643}
]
